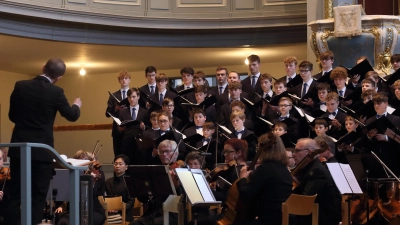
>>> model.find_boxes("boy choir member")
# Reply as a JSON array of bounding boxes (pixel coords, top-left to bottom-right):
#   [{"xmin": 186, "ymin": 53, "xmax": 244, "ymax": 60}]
[
  {"xmin": 280, "ymin": 56, "xmax": 302, "ymax": 93},
  {"xmin": 193, "ymin": 85, "xmax": 216, "ymax": 122},
  {"xmin": 313, "ymin": 51, "xmax": 334, "ymax": 80},
  {"xmin": 139, "ymin": 66, "xmax": 157, "ymax": 108},
  {"xmin": 176, "ymin": 67, "xmax": 195, "ymax": 91},
  {"xmin": 241, "ymin": 54, "xmax": 263, "ymax": 97},
  {"xmin": 162, "ymin": 98, "xmax": 184, "ymax": 131},
  {"xmin": 322, "ymin": 92, "xmax": 347, "ymax": 139},
  {"xmin": 228, "ymin": 112, "xmax": 257, "ymax": 161},
  {"xmin": 292, "ymin": 60, "xmax": 318, "ymax": 113},
  {"xmin": 272, "ymin": 97, "xmax": 299, "ymax": 141}
]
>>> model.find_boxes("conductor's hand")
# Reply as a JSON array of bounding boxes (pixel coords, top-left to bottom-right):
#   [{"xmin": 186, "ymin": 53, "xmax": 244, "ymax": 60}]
[
  {"xmin": 55, "ymin": 207, "xmax": 63, "ymax": 214},
  {"xmin": 73, "ymin": 98, "xmax": 82, "ymax": 108},
  {"xmin": 240, "ymin": 166, "xmax": 252, "ymax": 179}
]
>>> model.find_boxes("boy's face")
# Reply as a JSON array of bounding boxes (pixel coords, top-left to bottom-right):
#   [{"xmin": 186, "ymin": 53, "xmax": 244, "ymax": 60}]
[
  {"xmin": 299, "ymin": 67, "xmax": 312, "ymax": 81},
  {"xmin": 162, "ymin": 102, "xmax": 174, "ymax": 114},
  {"xmin": 393, "ymin": 60, "xmax": 400, "ymax": 71},
  {"xmin": 119, "ymin": 76, "xmax": 130, "ymax": 88},
  {"xmin": 146, "ymin": 72, "xmax": 156, "ymax": 84},
  {"xmin": 216, "ymin": 70, "xmax": 228, "ymax": 85},
  {"xmin": 320, "ymin": 58, "xmax": 334, "ymax": 70},
  {"xmin": 231, "ymin": 106, "xmax": 245, "ymax": 114},
  {"xmin": 231, "ymin": 117, "xmax": 244, "ymax": 130},
  {"xmin": 181, "ymin": 73, "xmax": 193, "ymax": 86},
  {"xmin": 273, "ymin": 126, "xmax": 287, "ymax": 136},
  {"xmin": 374, "ymin": 101, "xmax": 388, "ymax": 115},
  {"xmin": 195, "ymin": 92, "xmax": 206, "ymax": 103},
  {"xmin": 395, "ymin": 87, "xmax": 400, "ymax": 99},
  {"xmin": 326, "ymin": 99, "xmax": 339, "ymax": 112},
  {"xmin": 229, "ymin": 88, "xmax": 242, "ymax": 100},
  {"xmin": 315, "ymin": 124, "xmax": 328, "ymax": 136},
  {"xmin": 318, "ymin": 89, "xmax": 328, "ymax": 102},
  {"xmin": 156, "ymin": 80, "xmax": 167, "ymax": 90},
  {"xmin": 362, "ymin": 83, "xmax": 374, "ymax": 92},
  {"xmin": 363, "ymin": 95, "xmax": 373, "ymax": 104},
  {"xmin": 194, "ymin": 113, "xmax": 206, "ymax": 126},
  {"xmin": 260, "ymin": 79, "xmax": 272, "ymax": 93},
  {"xmin": 334, "ymin": 78, "xmax": 346, "ymax": 89},
  {"xmin": 279, "ymin": 100, "xmax": 292, "ymax": 116},
  {"xmin": 248, "ymin": 61, "xmax": 260, "ymax": 75},
  {"xmin": 193, "ymin": 78, "xmax": 205, "ymax": 87},
  {"xmin": 187, "ymin": 159, "xmax": 201, "ymax": 169},
  {"xmin": 158, "ymin": 115, "xmax": 170, "ymax": 130},
  {"xmin": 128, "ymin": 92, "xmax": 140, "ymax": 106},
  {"xmin": 228, "ymin": 72, "xmax": 240, "ymax": 84},
  {"xmin": 345, "ymin": 120, "xmax": 358, "ymax": 133},
  {"xmin": 150, "ymin": 117, "xmax": 159, "ymax": 129},
  {"xmin": 203, "ymin": 128, "xmax": 214, "ymax": 138},
  {"xmin": 284, "ymin": 62, "xmax": 297, "ymax": 75},
  {"xmin": 274, "ymin": 83, "xmax": 287, "ymax": 95}
]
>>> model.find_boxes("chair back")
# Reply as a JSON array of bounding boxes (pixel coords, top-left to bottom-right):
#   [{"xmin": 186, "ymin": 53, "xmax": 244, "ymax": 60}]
[{"xmin": 282, "ymin": 194, "xmax": 318, "ymax": 225}]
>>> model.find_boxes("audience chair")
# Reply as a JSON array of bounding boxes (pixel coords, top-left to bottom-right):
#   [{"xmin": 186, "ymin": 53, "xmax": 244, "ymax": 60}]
[
  {"xmin": 282, "ymin": 194, "xmax": 318, "ymax": 225},
  {"xmin": 98, "ymin": 196, "xmax": 127, "ymax": 225}
]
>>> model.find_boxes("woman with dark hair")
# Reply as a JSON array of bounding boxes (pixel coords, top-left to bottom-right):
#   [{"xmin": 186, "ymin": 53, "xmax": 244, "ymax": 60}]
[
  {"xmin": 235, "ymin": 132, "xmax": 293, "ymax": 225},
  {"xmin": 105, "ymin": 154, "xmax": 134, "ymax": 222},
  {"xmin": 221, "ymin": 138, "xmax": 248, "ymax": 184}
]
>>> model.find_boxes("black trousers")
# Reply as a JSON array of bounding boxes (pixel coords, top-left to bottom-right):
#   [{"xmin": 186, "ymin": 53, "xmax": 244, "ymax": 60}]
[{"xmin": 4, "ymin": 157, "xmax": 53, "ymax": 225}]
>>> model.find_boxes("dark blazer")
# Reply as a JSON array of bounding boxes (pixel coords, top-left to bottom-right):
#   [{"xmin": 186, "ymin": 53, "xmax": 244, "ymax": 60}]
[
  {"xmin": 272, "ymin": 116, "xmax": 299, "ymax": 142},
  {"xmin": 323, "ymin": 110, "xmax": 347, "ymax": 139},
  {"xmin": 183, "ymin": 126, "xmax": 199, "ymax": 137},
  {"xmin": 312, "ymin": 70, "xmax": 332, "ymax": 80},
  {"xmin": 119, "ymin": 107, "xmax": 150, "ymax": 131},
  {"xmin": 241, "ymin": 75, "xmax": 264, "ymax": 97},
  {"xmin": 293, "ymin": 158, "xmax": 342, "ymax": 225},
  {"xmin": 138, "ymin": 84, "xmax": 157, "ymax": 108},
  {"xmin": 106, "ymin": 89, "xmax": 123, "ymax": 137},
  {"xmin": 217, "ymin": 102, "xmax": 254, "ymax": 131},
  {"xmin": 9, "ymin": 76, "xmax": 80, "ymax": 162},
  {"xmin": 236, "ymin": 160, "xmax": 292, "ymax": 225},
  {"xmin": 149, "ymin": 90, "xmax": 178, "ymax": 106},
  {"xmin": 292, "ymin": 80, "xmax": 318, "ymax": 114},
  {"xmin": 229, "ymin": 128, "xmax": 257, "ymax": 161},
  {"xmin": 216, "ymin": 92, "xmax": 251, "ymax": 110},
  {"xmin": 105, "ymin": 175, "xmax": 134, "ymax": 221},
  {"xmin": 333, "ymin": 87, "xmax": 352, "ymax": 98}
]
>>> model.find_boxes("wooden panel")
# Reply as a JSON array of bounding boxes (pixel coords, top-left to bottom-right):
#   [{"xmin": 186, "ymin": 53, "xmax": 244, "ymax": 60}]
[
  {"xmin": 176, "ymin": 0, "xmax": 226, "ymax": 7},
  {"xmin": 263, "ymin": 0, "xmax": 306, "ymax": 5},
  {"xmin": 235, "ymin": 0, "xmax": 254, "ymax": 9},
  {"xmin": 358, "ymin": 0, "xmax": 398, "ymax": 15},
  {"xmin": 150, "ymin": 0, "xmax": 169, "ymax": 9},
  {"xmin": 181, "ymin": 0, "xmax": 222, "ymax": 3},
  {"xmin": 93, "ymin": 0, "xmax": 141, "ymax": 6}
]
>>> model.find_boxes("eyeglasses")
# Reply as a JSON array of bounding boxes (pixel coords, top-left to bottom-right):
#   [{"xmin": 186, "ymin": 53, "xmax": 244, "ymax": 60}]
[
  {"xmin": 321, "ymin": 59, "xmax": 331, "ymax": 62},
  {"xmin": 294, "ymin": 149, "xmax": 309, "ymax": 153},
  {"xmin": 279, "ymin": 104, "xmax": 291, "ymax": 108},
  {"xmin": 158, "ymin": 150, "xmax": 173, "ymax": 155},
  {"xmin": 299, "ymin": 70, "xmax": 310, "ymax": 74},
  {"xmin": 222, "ymin": 150, "xmax": 235, "ymax": 155},
  {"xmin": 159, "ymin": 119, "xmax": 169, "ymax": 123},
  {"xmin": 114, "ymin": 162, "xmax": 126, "ymax": 166}
]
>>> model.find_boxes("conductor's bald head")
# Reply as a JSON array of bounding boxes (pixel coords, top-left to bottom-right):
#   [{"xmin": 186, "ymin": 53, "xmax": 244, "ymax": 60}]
[{"xmin": 43, "ymin": 58, "xmax": 66, "ymax": 79}]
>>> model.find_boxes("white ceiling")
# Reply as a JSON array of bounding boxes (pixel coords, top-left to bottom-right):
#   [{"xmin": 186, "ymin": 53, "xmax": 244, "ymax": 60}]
[{"xmin": 0, "ymin": 34, "xmax": 307, "ymax": 76}]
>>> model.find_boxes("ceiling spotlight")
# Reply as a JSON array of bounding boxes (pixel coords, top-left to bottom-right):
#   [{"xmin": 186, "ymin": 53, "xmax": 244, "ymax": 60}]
[
  {"xmin": 245, "ymin": 58, "xmax": 249, "ymax": 65},
  {"xmin": 79, "ymin": 67, "xmax": 86, "ymax": 76}
]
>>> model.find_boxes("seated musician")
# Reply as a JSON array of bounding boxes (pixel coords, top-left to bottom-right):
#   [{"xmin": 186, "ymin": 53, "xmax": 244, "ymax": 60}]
[
  {"xmin": 105, "ymin": 154, "xmax": 134, "ymax": 222},
  {"xmin": 131, "ymin": 139, "xmax": 182, "ymax": 225},
  {"xmin": 236, "ymin": 132, "xmax": 293, "ymax": 225},
  {"xmin": 56, "ymin": 150, "xmax": 106, "ymax": 225},
  {"xmin": 0, "ymin": 148, "xmax": 10, "ymax": 223},
  {"xmin": 292, "ymin": 138, "xmax": 341, "ymax": 225}
]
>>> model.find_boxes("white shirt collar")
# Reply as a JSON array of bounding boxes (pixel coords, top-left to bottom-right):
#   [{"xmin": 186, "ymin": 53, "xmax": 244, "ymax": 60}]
[
  {"xmin": 219, "ymin": 82, "xmax": 228, "ymax": 89},
  {"xmin": 184, "ymin": 84, "xmax": 193, "ymax": 89},
  {"xmin": 40, "ymin": 75, "xmax": 52, "ymax": 83},
  {"xmin": 264, "ymin": 90, "xmax": 273, "ymax": 97},
  {"xmin": 250, "ymin": 72, "xmax": 260, "ymax": 78},
  {"xmin": 303, "ymin": 78, "xmax": 313, "ymax": 86},
  {"xmin": 288, "ymin": 73, "xmax": 297, "ymax": 79},
  {"xmin": 159, "ymin": 89, "xmax": 167, "ymax": 96}
]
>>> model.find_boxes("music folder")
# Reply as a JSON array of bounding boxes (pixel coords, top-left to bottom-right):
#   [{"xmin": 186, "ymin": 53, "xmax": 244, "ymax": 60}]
[
  {"xmin": 107, "ymin": 112, "xmax": 141, "ymax": 127},
  {"xmin": 175, "ymin": 168, "xmax": 221, "ymax": 207},
  {"xmin": 326, "ymin": 163, "xmax": 363, "ymax": 195}
]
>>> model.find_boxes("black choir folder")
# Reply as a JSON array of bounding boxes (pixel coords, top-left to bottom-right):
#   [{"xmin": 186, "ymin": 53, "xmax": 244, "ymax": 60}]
[
  {"xmin": 326, "ymin": 163, "xmax": 363, "ymax": 195},
  {"xmin": 107, "ymin": 112, "xmax": 140, "ymax": 127}
]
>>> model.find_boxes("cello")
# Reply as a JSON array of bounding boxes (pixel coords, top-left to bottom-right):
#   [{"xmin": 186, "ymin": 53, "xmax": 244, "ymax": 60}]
[{"xmin": 216, "ymin": 132, "xmax": 276, "ymax": 225}]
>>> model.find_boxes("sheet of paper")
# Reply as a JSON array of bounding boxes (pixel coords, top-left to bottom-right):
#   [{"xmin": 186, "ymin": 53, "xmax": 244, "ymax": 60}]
[
  {"xmin": 293, "ymin": 105, "xmax": 305, "ymax": 117},
  {"xmin": 340, "ymin": 164, "xmax": 363, "ymax": 194},
  {"xmin": 175, "ymin": 169, "xmax": 204, "ymax": 203},
  {"xmin": 193, "ymin": 173, "xmax": 214, "ymax": 202},
  {"xmin": 327, "ymin": 163, "xmax": 353, "ymax": 194}
]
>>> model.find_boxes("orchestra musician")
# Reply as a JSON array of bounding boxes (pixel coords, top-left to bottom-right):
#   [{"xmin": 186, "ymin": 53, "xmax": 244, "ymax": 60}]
[
  {"xmin": 6, "ymin": 58, "xmax": 82, "ymax": 225},
  {"xmin": 236, "ymin": 132, "xmax": 293, "ymax": 225},
  {"xmin": 0, "ymin": 148, "xmax": 10, "ymax": 224},
  {"xmin": 292, "ymin": 138, "xmax": 342, "ymax": 225}
]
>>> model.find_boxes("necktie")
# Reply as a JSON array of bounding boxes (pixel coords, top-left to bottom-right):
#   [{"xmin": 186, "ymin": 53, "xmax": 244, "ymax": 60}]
[
  {"xmin": 376, "ymin": 114, "xmax": 384, "ymax": 119},
  {"xmin": 150, "ymin": 86, "xmax": 154, "ymax": 94},
  {"xmin": 265, "ymin": 94, "xmax": 269, "ymax": 99},
  {"xmin": 219, "ymin": 86, "xmax": 223, "ymax": 95},
  {"xmin": 160, "ymin": 130, "xmax": 166, "ymax": 136},
  {"xmin": 186, "ymin": 86, "xmax": 190, "ymax": 89},
  {"xmin": 159, "ymin": 93, "xmax": 164, "ymax": 104},
  {"xmin": 251, "ymin": 75, "xmax": 256, "ymax": 89},
  {"xmin": 235, "ymin": 130, "xmax": 244, "ymax": 136},
  {"xmin": 131, "ymin": 108, "xmax": 136, "ymax": 120},
  {"xmin": 330, "ymin": 111, "xmax": 337, "ymax": 116},
  {"xmin": 339, "ymin": 90, "xmax": 344, "ymax": 97},
  {"xmin": 301, "ymin": 83, "xmax": 307, "ymax": 98},
  {"xmin": 279, "ymin": 116, "xmax": 287, "ymax": 121},
  {"xmin": 320, "ymin": 102, "xmax": 326, "ymax": 105},
  {"xmin": 202, "ymin": 138, "xmax": 211, "ymax": 143},
  {"xmin": 122, "ymin": 90, "xmax": 126, "ymax": 99},
  {"xmin": 288, "ymin": 77, "xmax": 293, "ymax": 82},
  {"xmin": 196, "ymin": 126, "xmax": 202, "ymax": 129}
]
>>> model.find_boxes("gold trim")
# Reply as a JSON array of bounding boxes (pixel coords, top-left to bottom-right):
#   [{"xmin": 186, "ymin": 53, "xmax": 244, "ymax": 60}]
[
  {"xmin": 53, "ymin": 124, "xmax": 112, "ymax": 132},
  {"xmin": 377, "ymin": 28, "xmax": 394, "ymax": 75},
  {"xmin": 320, "ymin": 29, "xmax": 334, "ymax": 51},
  {"xmin": 362, "ymin": 26, "xmax": 380, "ymax": 39},
  {"xmin": 324, "ymin": 0, "xmax": 333, "ymax": 19}
]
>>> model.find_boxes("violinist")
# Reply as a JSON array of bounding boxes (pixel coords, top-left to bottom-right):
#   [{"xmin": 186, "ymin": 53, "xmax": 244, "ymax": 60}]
[
  {"xmin": 105, "ymin": 154, "xmax": 134, "ymax": 222},
  {"xmin": 292, "ymin": 138, "xmax": 341, "ymax": 225},
  {"xmin": 0, "ymin": 149, "xmax": 10, "ymax": 224},
  {"xmin": 235, "ymin": 132, "xmax": 292, "ymax": 225}
]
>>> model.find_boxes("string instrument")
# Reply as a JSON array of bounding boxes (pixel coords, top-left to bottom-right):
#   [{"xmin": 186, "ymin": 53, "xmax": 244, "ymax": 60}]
[
  {"xmin": 169, "ymin": 160, "xmax": 185, "ymax": 170},
  {"xmin": 85, "ymin": 141, "xmax": 102, "ymax": 180},
  {"xmin": 0, "ymin": 167, "xmax": 11, "ymax": 192},
  {"xmin": 206, "ymin": 160, "xmax": 237, "ymax": 183},
  {"xmin": 217, "ymin": 132, "xmax": 276, "ymax": 225},
  {"xmin": 291, "ymin": 141, "xmax": 328, "ymax": 189}
]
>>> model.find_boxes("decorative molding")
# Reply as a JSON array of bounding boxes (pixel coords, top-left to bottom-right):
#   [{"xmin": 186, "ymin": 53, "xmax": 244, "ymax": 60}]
[
  {"xmin": 263, "ymin": 0, "xmax": 306, "ymax": 6},
  {"xmin": 53, "ymin": 124, "xmax": 112, "ymax": 131},
  {"xmin": 176, "ymin": 0, "xmax": 226, "ymax": 8},
  {"xmin": 320, "ymin": 29, "xmax": 334, "ymax": 51},
  {"xmin": 68, "ymin": 0, "xmax": 86, "ymax": 4},
  {"xmin": 93, "ymin": 0, "xmax": 141, "ymax": 6},
  {"xmin": 324, "ymin": 0, "xmax": 332, "ymax": 19},
  {"xmin": 377, "ymin": 27, "xmax": 394, "ymax": 75}
]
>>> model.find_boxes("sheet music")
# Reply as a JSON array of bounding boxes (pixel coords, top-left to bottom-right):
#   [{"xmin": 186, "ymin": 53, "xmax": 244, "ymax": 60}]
[
  {"xmin": 218, "ymin": 124, "xmax": 232, "ymax": 134},
  {"xmin": 175, "ymin": 169, "xmax": 204, "ymax": 203},
  {"xmin": 256, "ymin": 116, "xmax": 273, "ymax": 126},
  {"xmin": 327, "ymin": 163, "xmax": 363, "ymax": 194},
  {"xmin": 193, "ymin": 173, "xmax": 214, "ymax": 202},
  {"xmin": 294, "ymin": 106, "xmax": 305, "ymax": 117},
  {"xmin": 304, "ymin": 113, "xmax": 315, "ymax": 122},
  {"xmin": 107, "ymin": 112, "xmax": 122, "ymax": 125},
  {"xmin": 387, "ymin": 105, "xmax": 396, "ymax": 114}
]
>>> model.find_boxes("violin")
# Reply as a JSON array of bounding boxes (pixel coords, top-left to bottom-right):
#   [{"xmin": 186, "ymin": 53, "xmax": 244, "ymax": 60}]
[
  {"xmin": 169, "ymin": 160, "xmax": 185, "ymax": 170},
  {"xmin": 206, "ymin": 160, "xmax": 237, "ymax": 182},
  {"xmin": 86, "ymin": 161, "xmax": 102, "ymax": 180},
  {"xmin": 0, "ymin": 167, "xmax": 11, "ymax": 183}
]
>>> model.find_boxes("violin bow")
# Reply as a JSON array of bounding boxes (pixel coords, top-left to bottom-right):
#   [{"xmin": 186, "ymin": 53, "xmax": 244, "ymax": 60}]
[{"xmin": 2, "ymin": 169, "xmax": 9, "ymax": 192}]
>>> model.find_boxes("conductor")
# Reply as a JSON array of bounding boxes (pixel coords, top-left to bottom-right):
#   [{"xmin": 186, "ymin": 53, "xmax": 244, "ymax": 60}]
[{"xmin": 5, "ymin": 58, "xmax": 82, "ymax": 225}]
